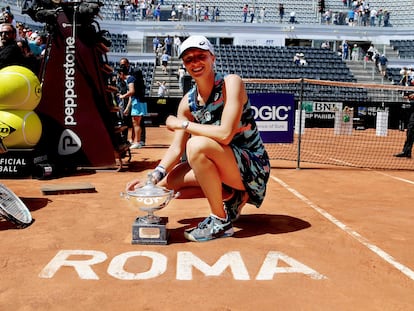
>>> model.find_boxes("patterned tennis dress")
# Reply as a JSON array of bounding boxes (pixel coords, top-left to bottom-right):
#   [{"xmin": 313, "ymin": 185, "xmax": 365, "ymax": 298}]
[{"xmin": 187, "ymin": 72, "xmax": 270, "ymax": 208}]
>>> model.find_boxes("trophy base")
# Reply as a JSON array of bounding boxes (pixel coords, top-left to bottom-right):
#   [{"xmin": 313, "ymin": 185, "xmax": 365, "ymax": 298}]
[{"xmin": 131, "ymin": 216, "xmax": 168, "ymax": 245}]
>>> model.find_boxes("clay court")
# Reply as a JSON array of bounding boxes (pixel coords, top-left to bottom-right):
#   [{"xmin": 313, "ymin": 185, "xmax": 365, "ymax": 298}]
[{"xmin": 1, "ymin": 126, "xmax": 413, "ymax": 311}]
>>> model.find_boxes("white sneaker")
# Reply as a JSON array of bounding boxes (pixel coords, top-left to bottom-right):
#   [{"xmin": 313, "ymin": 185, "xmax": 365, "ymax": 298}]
[{"xmin": 130, "ymin": 142, "xmax": 143, "ymax": 149}]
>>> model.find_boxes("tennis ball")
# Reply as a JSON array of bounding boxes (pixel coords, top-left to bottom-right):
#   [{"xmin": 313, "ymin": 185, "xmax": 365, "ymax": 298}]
[
  {"xmin": 0, "ymin": 65, "xmax": 42, "ymax": 110},
  {"xmin": 0, "ymin": 110, "xmax": 42, "ymax": 148}
]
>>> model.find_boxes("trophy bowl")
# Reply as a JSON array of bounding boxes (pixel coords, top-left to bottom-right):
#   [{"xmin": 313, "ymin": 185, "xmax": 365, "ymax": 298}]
[{"xmin": 121, "ymin": 176, "xmax": 176, "ymax": 224}]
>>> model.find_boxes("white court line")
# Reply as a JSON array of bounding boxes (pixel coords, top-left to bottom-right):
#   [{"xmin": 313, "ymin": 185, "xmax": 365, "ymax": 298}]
[
  {"xmin": 270, "ymin": 174, "xmax": 414, "ymax": 281},
  {"xmin": 372, "ymin": 170, "xmax": 414, "ymax": 185}
]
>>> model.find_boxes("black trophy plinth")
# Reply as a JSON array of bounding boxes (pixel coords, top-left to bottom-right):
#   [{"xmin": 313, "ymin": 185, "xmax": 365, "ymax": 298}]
[{"xmin": 132, "ymin": 216, "xmax": 169, "ymax": 245}]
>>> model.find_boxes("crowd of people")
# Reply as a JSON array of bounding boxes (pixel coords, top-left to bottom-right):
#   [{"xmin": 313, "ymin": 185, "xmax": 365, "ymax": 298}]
[
  {"xmin": 322, "ymin": 0, "xmax": 391, "ymax": 27},
  {"xmin": 0, "ymin": 7, "xmax": 46, "ymax": 74},
  {"xmin": 107, "ymin": 0, "xmax": 393, "ymax": 26}
]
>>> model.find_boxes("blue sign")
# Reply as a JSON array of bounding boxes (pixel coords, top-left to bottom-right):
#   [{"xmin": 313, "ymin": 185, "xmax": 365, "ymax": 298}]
[{"xmin": 248, "ymin": 93, "xmax": 295, "ymax": 143}]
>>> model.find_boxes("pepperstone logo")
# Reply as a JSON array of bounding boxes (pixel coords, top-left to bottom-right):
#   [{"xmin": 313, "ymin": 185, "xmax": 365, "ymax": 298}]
[
  {"xmin": 64, "ymin": 36, "xmax": 77, "ymax": 127},
  {"xmin": 58, "ymin": 129, "xmax": 81, "ymax": 155}
]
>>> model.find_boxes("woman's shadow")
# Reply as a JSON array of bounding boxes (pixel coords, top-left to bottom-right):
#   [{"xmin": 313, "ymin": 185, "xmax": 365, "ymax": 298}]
[{"xmin": 170, "ymin": 214, "xmax": 311, "ymax": 243}]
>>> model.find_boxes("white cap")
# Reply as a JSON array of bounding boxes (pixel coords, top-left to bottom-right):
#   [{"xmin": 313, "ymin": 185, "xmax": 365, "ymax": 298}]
[{"xmin": 178, "ymin": 35, "xmax": 215, "ymax": 58}]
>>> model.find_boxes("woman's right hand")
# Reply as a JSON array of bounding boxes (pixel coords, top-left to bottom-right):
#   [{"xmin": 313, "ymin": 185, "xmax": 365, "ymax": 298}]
[{"xmin": 125, "ymin": 178, "xmax": 144, "ymax": 192}]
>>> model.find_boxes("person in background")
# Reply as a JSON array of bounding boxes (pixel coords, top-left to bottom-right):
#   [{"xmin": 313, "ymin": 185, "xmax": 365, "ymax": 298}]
[
  {"xmin": 119, "ymin": 57, "xmax": 147, "ymax": 146},
  {"xmin": 126, "ymin": 35, "xmax": 270, "ymax": 242},
  {"xmin": 394, "ymin": 102, "xmax": 414, "ymax": 158},
  {"xmin": 278, "ymin": 3, "xmax": 284, "ymax": 23},
  {"xmin": 118, "ymin": 65, "xmax": 146, "ymax": 149},
  {"xmin": 0, "ymin": 23, "xmax": 24, "ymax": 69},
  {"xmin": 157, "ymin": 80, "xmax": 167, "ymax": 97}
]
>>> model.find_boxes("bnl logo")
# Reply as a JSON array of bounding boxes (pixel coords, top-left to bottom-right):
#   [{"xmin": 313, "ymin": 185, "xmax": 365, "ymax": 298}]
[{"xmin": 58, "ymin": 129, "xmax": 81, "ymax": 155}]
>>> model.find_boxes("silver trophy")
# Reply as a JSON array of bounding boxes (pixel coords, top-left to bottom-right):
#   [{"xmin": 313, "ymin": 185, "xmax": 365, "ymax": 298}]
[{"xmin": 122, "ymin": 173, "xmax": 177, "ymax": 244}]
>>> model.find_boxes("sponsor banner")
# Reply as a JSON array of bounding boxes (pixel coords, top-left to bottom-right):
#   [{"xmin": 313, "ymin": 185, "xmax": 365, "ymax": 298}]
[
  {"xmin": 35, "ymin": 12, "xmax": 116, "ymax": 168},
  {"xmin": 249, "ymin": 93, "xmax": 295, "ymax": 143}
]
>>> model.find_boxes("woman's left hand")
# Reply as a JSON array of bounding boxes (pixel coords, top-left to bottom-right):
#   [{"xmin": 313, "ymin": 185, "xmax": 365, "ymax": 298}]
[{"xmin": 166, "ymin": 115, "xmax": 181, "ymax": 131}]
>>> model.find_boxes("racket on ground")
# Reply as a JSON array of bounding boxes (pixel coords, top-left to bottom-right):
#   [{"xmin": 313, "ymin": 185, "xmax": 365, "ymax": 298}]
[{"xmin": 0, "ymin": 184, "xmax": 32, "ymax": 228}]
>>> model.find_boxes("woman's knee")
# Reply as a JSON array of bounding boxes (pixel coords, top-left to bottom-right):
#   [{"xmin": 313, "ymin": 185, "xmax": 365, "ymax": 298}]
[{"xmin": 186, "ymin": 136, "xmax": 215, "ymax": 160}]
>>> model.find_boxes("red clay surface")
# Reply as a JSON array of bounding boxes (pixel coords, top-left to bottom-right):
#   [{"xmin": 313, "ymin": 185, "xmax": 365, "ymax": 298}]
[{"xmin": 1, "ymin": 126, "xmax": 413, "ymax": 311}]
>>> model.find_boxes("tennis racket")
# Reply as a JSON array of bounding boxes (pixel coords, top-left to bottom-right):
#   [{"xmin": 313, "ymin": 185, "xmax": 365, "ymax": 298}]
[{"xmin": 0, "ymin": 184, "xmax": 33, "ymax": 228}]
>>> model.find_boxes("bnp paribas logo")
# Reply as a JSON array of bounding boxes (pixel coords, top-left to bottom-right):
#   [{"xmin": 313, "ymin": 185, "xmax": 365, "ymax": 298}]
[{"xmin": 58, "ymin": 129, "xmax": 81, "ymax": 155}]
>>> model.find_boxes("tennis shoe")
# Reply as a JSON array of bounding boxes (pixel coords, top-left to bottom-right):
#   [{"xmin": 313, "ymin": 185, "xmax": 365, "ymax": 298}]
[
  {"xmin": 130, "ymin": 142, "xmax": 143, "ymax": 149},
  {"xmin": 223, "ymin": 189, "xmax": 249, "ymax": 222},
  {"xmin": 184, "ymin": 215, "xmax": 234, "ymax": 242}
]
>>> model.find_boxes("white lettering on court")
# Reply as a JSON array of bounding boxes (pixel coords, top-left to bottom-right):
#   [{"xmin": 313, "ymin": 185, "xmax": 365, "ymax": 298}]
[
  {"xmin": 107, "ymin": 251, "xmax": 167, "ymax": 280},
  {"xmin": 177, "ymin": 251, "xmax": 250, "ymax": 280},
  {"xmin": 38, "ymin": 250, "xmax": 107, "ymax": 280},
  {"xmin": 38, "ymin": 250, "xmax": 327, "ymax": 281},
  {"xmin": 256, "ymin": 251, "xmax": 327, "ymax": 280}
]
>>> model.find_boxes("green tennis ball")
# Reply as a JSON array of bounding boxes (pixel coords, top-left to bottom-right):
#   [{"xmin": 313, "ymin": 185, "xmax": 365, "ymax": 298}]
[
  {"xmin": 0, "ymin": 110, "xmax": 42, "ymax": 148},
  {"xmin": 0, "ymin": 65, "xmax": 42, "ymax": 110},
  {"xmin": 343, "ymin": 115, "xmax": 350, "ymax": 122}
]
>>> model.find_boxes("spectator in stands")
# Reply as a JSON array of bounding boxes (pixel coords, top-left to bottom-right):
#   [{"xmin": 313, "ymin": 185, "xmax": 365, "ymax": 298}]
[
  {"xmin": 170, "ymin": 5, "xmax": 177, "ymax": 21},
  {"xmin": 366, "ymin": 44, "xmax": 377, "ymax": 61},
  {"xmin": 186, "ymin": 4, "xmax": 193, "ymax": 21},
  {"xmin": 341, "ymin": 40, "xmax": 349, "ymax": 60},
  {"xmin": 321, "ymin": 40, "xmax": 330, "ymax": 50},
  {"xmin": 376, "ymin": 9, "xmax": 383, "ymax": 27},
  {"xmin": 378, "ymin": 54, "xmax": 388, "ymax": 77},
  {"xmin": 293, "ymin": 53, "xmax": 300, "ymax": 65},
  {"xmin": 157, "ymin": 80, "xmax": 167, "ymax": 97},
  {"xmin": 153, "ymin": 4, "xmax": 161, "ymax": 21},
  {"xmin": 119, "ymin": 57, "xmax": 147, "ymax": 147},
  {"xmin": 323, "ymin": 10, "xmax": 332, "ymax": 24},
  {"xmin": 113, "ymin": 2, "xmax": 120, "ymax": 20},
  {"xmin": 152, "ymin": 36, "xmax": 159, "ymax": 53},
  {"xmin": 119, "ymin": 1, "xmax": 126, "ymax": 21},
  {"xmin": 298, "ymin": 52, "xmax": 307, "ymax": 66},
  {"xmin": 408, "ymin": 68, "xmax": 414, "ymax": 86},
  {"xmin": 279, "ymin": 3, "xmax": 285, "ymax": 23},
  {"xmin": 289, "ymin": 11, "xmax": 296, "ymax": 24},
  {"xmin": 173, "ymin": 35, "xmax": 181, "ymax": 57},
  {"xmin": 369, "ymin": 7, "xmax": 377, "ymax": 26},
  {"xmin": 347, "ymin": 8, "xmax": 355, "ymax": 26},
  {"xmin": 177, "ymin": 3, "xmax": 184, "ymax": 20},
  {"xmin": 118, "ymin": 65, "xmax": 146, "ymax": 149},
  {"xmin": 16, "ymin": 39, "xmax": 40, "ymax": 75},
  {"xmin": 164, "ymin": 35, "xmax": 173, "ymax": 56},
  {"xmin": 383, "ymin": 10, "xmax": 390, "ymax": 27},
  {"xmin": 399, "ymin": 67, "xmax": 409, "ymax": 86},
  {"xmin": 28, "ymin": 32, "xmax": 44, "ymax": 57},
  {"xmin": 140, "ymin": 0, "xmax": 147, "ymax": 20},
  {"xmin": 242, "ymin": 4, "xmax": 248, "ymax": 23},
  {"xmin": 249, "ymin": 6, "xmax": 255, "ymax": 23},
  {"xmin": 126, "ymin": 35, "xmax": 270, "ymax": 242},
  {"xmin": 203, "ymin": 6, "xmax": 209, "ymax": 21},
  {"xmin": 161, "ymin": 50, "xmax": 170, "ymax": 73},
  {"xmin": 0, "ymin": 23, "xmax": 25, "ymax": 70},
  {"xmin": 394, "ymin": 103, "xmax": 414, "ymax": 158},
  {"xmin": 211, "ymin": 6, "xmax": 219, "ymax": 22},
  {"xmin": 177, "ymin": 64, "xmax": 186, "ymax": 92},
  {"xmin": 259, "ymin": 7, "xmax": 266, "ymax": 23},
  {"xmin": 195, "ymin": 4, "xmax": 201, "ymax": 22},
  {"xmin": 155, "ymin": 42, "xmax": 163, "ymax": 66},
  {"xmin": 351, "ymin": 43, "xmax": 359, "ymax": 61}
]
